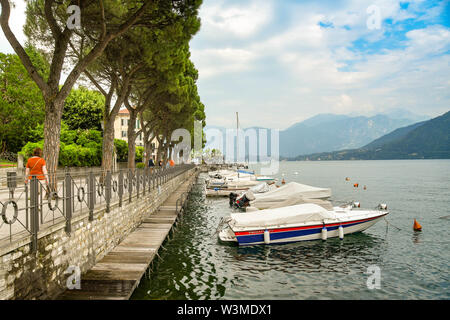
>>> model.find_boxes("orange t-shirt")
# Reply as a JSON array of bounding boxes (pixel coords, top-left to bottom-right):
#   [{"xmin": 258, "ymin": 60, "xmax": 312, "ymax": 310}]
[
  {"xmin": 169, "ymin": 159, "xmax": 175, "ymax": 167},
  {"xmin": 26, "ymin": 157, "xmax": 46, "ymax": 180}
]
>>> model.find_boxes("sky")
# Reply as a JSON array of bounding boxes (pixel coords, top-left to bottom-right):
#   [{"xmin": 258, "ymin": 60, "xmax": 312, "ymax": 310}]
[
  {"xmin": 189, "ymin": 0, "xmax": 450, "ymax": 129},
  {"xmin": 1, "ymin": 0, "xmax": 449, "ymax": 130}
]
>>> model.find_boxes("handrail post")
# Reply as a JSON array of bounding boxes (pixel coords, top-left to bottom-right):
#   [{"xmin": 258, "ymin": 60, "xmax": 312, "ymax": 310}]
[
  {"xmin": 30, "ymin": 176, "xmax": 39, "ymax": 253},
  {"xmin": 105, "ymin": 170, "xmax": 112, "ymax": 213},
  {"xmin": 64, "ymin": 168, "xmax": 72, "ymax": 234},
  {"xmin": 118, "ymin": 170, "xmax": 123, "ymax": 207},
  {"xmin": 142, "ymin": 168, "xmax": 146, "ymax": 196},
  {"xmin": 136, "ymin": 169, "xmax": 140, "ymax": 199},
  {"xmin": 128, "ymin": 169, "xmax": 133, "ymax": 203},
  {"xmin": 88, "ymin": 170, "xmax": 95, "ymax": 221}
]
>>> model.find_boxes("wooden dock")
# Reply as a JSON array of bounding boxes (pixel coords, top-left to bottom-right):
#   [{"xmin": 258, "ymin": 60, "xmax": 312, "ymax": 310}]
[{"xmin": 58, "ymin": 175, "xmax": 196, "ymax": 300}]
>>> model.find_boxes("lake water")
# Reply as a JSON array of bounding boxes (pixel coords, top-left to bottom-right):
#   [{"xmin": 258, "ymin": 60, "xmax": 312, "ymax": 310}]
[{"xmin": 131, "ymin": 160, "xmax": 450, "ymax": 300}]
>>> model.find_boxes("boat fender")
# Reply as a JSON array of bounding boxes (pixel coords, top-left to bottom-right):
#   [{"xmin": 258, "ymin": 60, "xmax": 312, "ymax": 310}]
[
  {"xmin": 338, "ymin": 225, "xmax": 344, "ymax": 240},
  {"xmin": 321, "ymin": 226, "xmax": 327, "ymax": 241},
  {"xmin": 264, "ymin": 230, "xmax": 270, "ymax": 244}
]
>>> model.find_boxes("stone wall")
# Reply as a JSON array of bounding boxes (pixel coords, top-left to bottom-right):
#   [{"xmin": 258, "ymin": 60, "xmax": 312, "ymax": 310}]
[{"xmin": 0, "ymin": 167, "xmax": 197, "ymax": 300}]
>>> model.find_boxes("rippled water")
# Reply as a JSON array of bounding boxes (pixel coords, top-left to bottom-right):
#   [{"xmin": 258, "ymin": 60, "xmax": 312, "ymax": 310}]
[{"xmin": 131, "ymin": 160, "xmax": 450, "ymax": 300}]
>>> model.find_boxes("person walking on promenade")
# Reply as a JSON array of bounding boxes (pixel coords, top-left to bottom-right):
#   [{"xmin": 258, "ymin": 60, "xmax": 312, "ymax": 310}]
[
  {"xmin": 25, "ymin": 147, "xmax": 49, "ymax": 199},
  {"xmin": 169, "ymin": 159, "xmax": 175, "ymax": 167},
  {"xmin": 148, "ymin": 156, "xmax": 155, "ymax": 168}
]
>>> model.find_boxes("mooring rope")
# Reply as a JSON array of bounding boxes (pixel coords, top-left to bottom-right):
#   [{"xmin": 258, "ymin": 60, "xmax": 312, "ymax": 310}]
[{"xmin": 383, "ymin": 216, "xmax": 403, "ymax": 231}]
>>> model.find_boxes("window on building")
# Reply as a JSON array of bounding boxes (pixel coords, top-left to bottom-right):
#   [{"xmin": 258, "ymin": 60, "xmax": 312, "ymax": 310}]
[{"xmin": 122, "ymin": 131, "xmax": 127, "ymax": 137}]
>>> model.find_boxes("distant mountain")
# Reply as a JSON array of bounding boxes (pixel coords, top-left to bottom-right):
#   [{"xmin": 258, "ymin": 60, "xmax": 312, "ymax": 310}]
[
  {"xmin": 383, "ymin": 108, "xmax": 429, "ymax": 123},
  {"xmin": 203, "ymin": 109, "xmax": 432, "ymax": 160},
  {"xmin": 279, "ymin": 113, "xmax": 420, "ymax": 157},
  {"xmin": 291, "ymin": 110, "xmax": 450, "ymax": 160},
  {"xmin": 287, "ymin": 113, "xmax": 350, "ymax": 129},
  {"xmin": 363, "ymin": 120, "xmax": 427, "ymax": 149}
]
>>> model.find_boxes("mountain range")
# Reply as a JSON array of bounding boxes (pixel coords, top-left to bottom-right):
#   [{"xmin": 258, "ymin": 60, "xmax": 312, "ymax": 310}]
[
  {"xmin": 291, "ymin": 110, "xmax": 450, "ymax": 160},
  {"xmin": 204, "ymin": 109, "xmax": 434, "ymax": 160},
  {"xmin": 279, "ymin": 111, "xmax": 429, "ymax": 157}
]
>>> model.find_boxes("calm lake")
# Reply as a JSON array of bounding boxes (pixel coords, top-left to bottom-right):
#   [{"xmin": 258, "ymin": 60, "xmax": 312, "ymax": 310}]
[{"xmin": 131, "ymin": 160, "xmax": 450, "ymax": 300}]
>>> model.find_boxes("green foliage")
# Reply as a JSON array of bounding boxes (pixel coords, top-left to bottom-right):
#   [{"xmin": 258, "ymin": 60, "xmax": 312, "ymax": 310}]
[
  {"xmin": 63, "ymin": 87, "xmax": 104, "ymax": 130},
  {"xmin": 0, "ymin": 46, "xmax": 48, "ymax": 152},
  {"xmin": 136, "ymin": 146, "xmax": 144, "ymax": 162},
  {"xmin": 114, "ymin": 139, "xmax": 144, "ymax": 163},
  {"xmin": 20, "ymin": 123, "xmax": 103, "ymax": 167},
  {"xmin": 58, "ymin": 142, "xmax": 101, "ymax": 167},
  {"xmin": 18, "ymin": 141, "xmax": 44, "ymax": 162},
  {"xmin": 114, "ymin": 139, "xmax": 128, "ymax": 162},
  {"xmin": 136, "ymin": 163, "xmax": 145, "ymax": 169}
]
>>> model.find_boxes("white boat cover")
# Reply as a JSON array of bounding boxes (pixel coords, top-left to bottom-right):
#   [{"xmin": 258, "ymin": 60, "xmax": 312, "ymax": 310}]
[
  {"xmin": 230, "ymin": 203, "xmax": 336, "ymax": 230},
  {"xmin": 250, "ymin": 182, "xmax": 331, "ymax": 209},
  {"xmin": 248, "ymin": 183, "xmax": 276, "ymax": 194},
  {"xmin": 226, "ymin": 180, "xmax": 262, "ymax": 188},
  {"xmin": 248, "ymin": 196, "xmax": 334, "ymax": 211},
  {"xmin": 243, "ymin": 190, "xmax": 256, "ymax": 201}
]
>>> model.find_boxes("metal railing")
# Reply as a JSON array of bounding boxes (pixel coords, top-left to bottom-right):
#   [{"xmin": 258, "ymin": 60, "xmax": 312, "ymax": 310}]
[{"xmin": 0, "ymin": 164, "xmax": 195, "ymax": 252}]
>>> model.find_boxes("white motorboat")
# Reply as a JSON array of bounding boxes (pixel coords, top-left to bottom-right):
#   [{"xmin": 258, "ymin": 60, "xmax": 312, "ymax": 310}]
[
  {"xmin": 206, "ymin": 169, "xmax": 276, "ymax": 197},
  {"xmin": 218, "ymin": 203, "xmax": 388, "ymax": 246},
  {"xmin": 229, "ymin": 181, "xmax": 331, "ymax": 208}
]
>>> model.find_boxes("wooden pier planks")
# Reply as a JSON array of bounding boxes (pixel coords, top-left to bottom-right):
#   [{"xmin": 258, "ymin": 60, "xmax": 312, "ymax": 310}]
[{"xmin": 58, "ymin": 175, "xmax": 195, "ymax": 300}]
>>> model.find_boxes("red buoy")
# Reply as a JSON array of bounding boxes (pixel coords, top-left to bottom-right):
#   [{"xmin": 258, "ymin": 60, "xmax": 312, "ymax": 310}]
[{"xmin": 413, "ymin": 219, "xmax": 422, "ymax": 231}]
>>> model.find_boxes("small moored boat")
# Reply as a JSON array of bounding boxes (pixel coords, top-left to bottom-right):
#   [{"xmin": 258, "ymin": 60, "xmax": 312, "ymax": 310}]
[{"xmin": 218, "ymin": 203, "xmax": 388, "ymax": 246}]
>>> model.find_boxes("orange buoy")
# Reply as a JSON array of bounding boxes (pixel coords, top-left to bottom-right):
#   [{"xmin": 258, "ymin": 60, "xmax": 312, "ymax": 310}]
[{"xmin": 413, "ymin": 219, "xmax": 422, "ymax": 231}]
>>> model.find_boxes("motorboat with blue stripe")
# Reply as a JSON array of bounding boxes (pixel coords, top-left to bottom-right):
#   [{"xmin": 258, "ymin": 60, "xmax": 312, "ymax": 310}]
[{"xmin": 218, "ymin": 202, "xmax": 388, "ymax": 246}]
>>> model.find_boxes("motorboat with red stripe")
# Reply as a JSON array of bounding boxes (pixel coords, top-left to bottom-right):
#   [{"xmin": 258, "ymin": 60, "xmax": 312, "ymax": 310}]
[{"xmin": 218, "ymin": 203, "xmax": 388, "ymax": 246}]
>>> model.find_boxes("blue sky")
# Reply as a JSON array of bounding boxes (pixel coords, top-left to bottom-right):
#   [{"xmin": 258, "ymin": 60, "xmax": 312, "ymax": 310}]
[
  {"xmin": 1, "ymin": 0, "xmax": 449, "ymax": 130},
  {"xmin": 189, "ymin": 0, "xmax": 450, "ymax": 129}
]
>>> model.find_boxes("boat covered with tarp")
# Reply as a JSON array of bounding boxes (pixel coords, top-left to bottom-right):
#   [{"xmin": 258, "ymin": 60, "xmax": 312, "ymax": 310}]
[{"xmin": 218, "ymin": 203, "xmax": 389, "ymax": 246}]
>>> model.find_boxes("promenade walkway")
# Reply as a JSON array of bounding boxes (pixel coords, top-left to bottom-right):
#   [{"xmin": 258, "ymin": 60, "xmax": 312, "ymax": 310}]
[{"xmin": 58, "ymin": 174, "xmax": 196, "ymax": 300}]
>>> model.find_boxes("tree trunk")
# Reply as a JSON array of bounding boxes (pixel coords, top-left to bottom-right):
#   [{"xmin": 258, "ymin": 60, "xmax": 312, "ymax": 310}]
[
  {"xmin": 144, "ymin": 132, "xmax": 155, "ymax": 168},
  {"xmin": 43, "ymin": 100, "xmax": 64, "ymax": 191},
  {"xmin": 127, "ymin": 109, "xmax": 137, "ymax": 170},
  {"xmin": 101, "ymin": 117, "xmax": 115, "ymax": 173},
  {"xmin": 156, "ymin": 135, "xmax": 163, "ymax": 164}
]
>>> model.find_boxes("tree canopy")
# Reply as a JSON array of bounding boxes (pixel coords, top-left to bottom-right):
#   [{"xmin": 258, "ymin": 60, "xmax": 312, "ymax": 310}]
[
  {"xmin": 0, "ymin": 45, "xmax": 48, "ymax": 153},
  {"xmin": 1, "ymin": 0, "xmax": 207, "ymax": 170}
]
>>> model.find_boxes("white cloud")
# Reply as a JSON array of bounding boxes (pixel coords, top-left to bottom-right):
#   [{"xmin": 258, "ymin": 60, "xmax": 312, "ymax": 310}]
[
  {"xmin": 0, "ymin": 0, "xmax": 27, "ymax": 53},
  {"xmin": 191, "ymin": 47, "xmax": 255, "ymax": 78},
  {"xmin": 199, "ymin": 0, "xmax": 273, "ymax": 39}
]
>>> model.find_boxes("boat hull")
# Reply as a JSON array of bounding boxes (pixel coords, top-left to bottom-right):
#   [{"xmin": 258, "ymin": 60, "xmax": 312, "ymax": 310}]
[{"xmin": 229, "ymin": 213, "xmax": 388, "ymax": 246}]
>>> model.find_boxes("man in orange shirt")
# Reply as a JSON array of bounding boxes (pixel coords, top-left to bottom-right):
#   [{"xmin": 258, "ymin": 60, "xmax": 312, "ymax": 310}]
[
  {"xmin": 169, "ymin": 159, "xmax": 175, "ymax": 167},
  {"xmin": 25, "ymin": 147, "xmax": 49, "ymax": 197}
]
